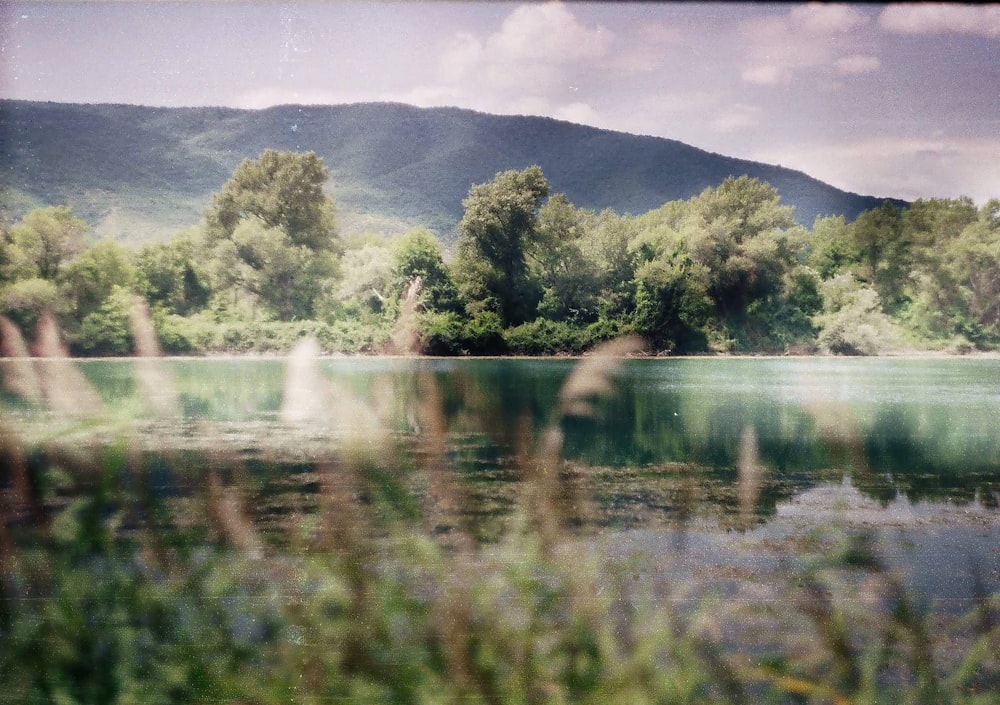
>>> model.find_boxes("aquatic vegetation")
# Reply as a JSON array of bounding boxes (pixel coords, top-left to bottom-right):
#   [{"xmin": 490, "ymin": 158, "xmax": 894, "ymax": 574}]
[{"xmin": 1, "ymin": 309, "xmax": 999, "ymax": 704}]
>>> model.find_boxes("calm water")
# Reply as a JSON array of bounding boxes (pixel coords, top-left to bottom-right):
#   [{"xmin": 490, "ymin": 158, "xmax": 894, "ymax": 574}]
[
  {"xmin": 4, "ymin": 356, "xmax": 1000, "ymax": 600},
  {"xmin": 6, "ymin": 356, "xmax": 1000, "ymax": 508}
]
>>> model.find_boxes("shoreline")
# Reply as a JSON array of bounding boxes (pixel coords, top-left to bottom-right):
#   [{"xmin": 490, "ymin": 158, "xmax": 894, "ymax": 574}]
[{"xmin": 8, "ymin": 349, "xmax": 1000, "ymax": 362}]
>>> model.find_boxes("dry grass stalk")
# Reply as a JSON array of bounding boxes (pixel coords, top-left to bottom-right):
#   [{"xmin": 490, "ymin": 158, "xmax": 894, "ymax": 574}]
[
  {"xmin": 280, "ymin": 337, "xmax": 328, "ymax": 426},
  {"xmin": 413, "ymin": 368, "xmax": 472, "ymax": 546},
  {"xmin": 0, "ymin": 315, "xmax": 42, "ymax": 403},
  {"xmin": 737, "ymin": 424, "xmax": 764, "ymax": 530},
  {"xmin": 557, "ymin": 336, "xmax": 644, "ymax": 418},
  {"xmin": 384, "ymin": 275, "xmax": 423, "ymax": 355},
  {"xmin": 31, "ymin": 311, "xmax": 104, "ymax": 416},
  {"xmin": 128, "ymin": 295, "xmax": 180, "ymax": 417},
  {"xmin": 206, "ymin": 468, "xmax": 264, "ymax": 559}
]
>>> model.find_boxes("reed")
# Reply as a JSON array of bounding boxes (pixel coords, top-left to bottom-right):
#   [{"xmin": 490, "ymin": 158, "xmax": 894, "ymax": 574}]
[{"xmin": 0, "ymin": 315, "xmax": 998, "ymax": 705}]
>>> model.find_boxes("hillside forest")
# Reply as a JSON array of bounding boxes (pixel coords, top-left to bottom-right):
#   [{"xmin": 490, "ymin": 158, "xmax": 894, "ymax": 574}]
[{"xmin": 2, "ymin": 149, "xmax": 999, "ymax": 357}]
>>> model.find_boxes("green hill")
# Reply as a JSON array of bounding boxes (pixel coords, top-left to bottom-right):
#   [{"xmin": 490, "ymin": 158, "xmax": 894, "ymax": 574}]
[{"xmin": 0, "ymin": 100, "xmax": 905, "ymax": 243}]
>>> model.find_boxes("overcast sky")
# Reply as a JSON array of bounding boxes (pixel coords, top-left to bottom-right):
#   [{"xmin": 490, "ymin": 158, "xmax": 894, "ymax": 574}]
[{"xmin": 2, "ymin": 2, "xmax": 999, "ymax": 204}]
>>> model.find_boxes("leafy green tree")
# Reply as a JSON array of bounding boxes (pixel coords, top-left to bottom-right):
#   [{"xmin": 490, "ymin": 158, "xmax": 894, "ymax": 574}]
[
  {"xmin": 61, "ymin": 240, "xmax": 137, "ymax": 321},
  {"xmin": 579, "ymin": 209, "xmax": 639, "ymax": 333},
  {"xmin": 530, "ymin": 194, "xmax": 600, "ymax": 323},
  {"xmin": 334, "ymin": 242, "xmax": 395, "ymax": 316},
  {"xmin": 453, "ymin": 166, "xmax": 548, "ymax": 325},
  {"xmin": 814, "ymin": 274, "xmax": 903, "ymax": 355},
  {"xmin": 76, "ymin": 286, "xmax": 135, "ymax": 355},
  {"xmin": 4, "ymin": 206, "xmax": 88, "ymax": 281},
  {"xmin": 685, "ymin": 177, "xmax": 797, "ymax": 326},
  {"xmin": 0, "ymin": 277, "xmax": 62, "ymax": 335},
  {"xmin": 205, "ymin": 150, "xmax": 339, "ymax": 253},
  {"xmin": 390, "ymin": 228, "xmax": 459, "ymax": 313},
  {"xmin": 850, "ymin": 201, "xmax": 907, "ymax": 311},
  {"xmin": 202, "ymin": 151, "xmax": 340, "ymax": 321},
  {"xmin": 807, "ymin": 215, "xmax": 859, "ymax": 279},
  {"xmin": 932, "ymin": 199, "xmax": 1000, "ymax": 342},
  {"xmin": 632, "ymin": 251, "xmax": 711, "ymax": 352},
  {"xmin": 219, "ymin": 217, "xmax": 331, "ymax": 321},
  {"xmin": 134, "ymin": 230, "xmax": 211, "ymax": 316}
]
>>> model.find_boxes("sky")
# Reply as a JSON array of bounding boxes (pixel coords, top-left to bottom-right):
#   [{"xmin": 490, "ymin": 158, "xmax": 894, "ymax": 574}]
[{"xmin": 2, "ymin": 1, "xmax": 999, "ymax": 204}]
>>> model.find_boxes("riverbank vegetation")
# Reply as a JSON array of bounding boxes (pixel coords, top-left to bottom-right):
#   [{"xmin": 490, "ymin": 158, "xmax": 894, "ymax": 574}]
[{"xmin": 2, "ymin": 150, "xmax": 998, "ymax": 357}]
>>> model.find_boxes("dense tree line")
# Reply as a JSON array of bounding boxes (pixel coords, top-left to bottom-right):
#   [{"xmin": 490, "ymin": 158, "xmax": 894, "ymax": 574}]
[{"xmin": 2, "ymin": 150, "xmax": 999, "ymax": 356}]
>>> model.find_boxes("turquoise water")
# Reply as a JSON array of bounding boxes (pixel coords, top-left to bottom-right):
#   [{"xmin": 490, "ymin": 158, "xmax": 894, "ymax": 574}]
[{"xmin": 5, "ymin": 356, "xmax": 999, "ymax": 512}]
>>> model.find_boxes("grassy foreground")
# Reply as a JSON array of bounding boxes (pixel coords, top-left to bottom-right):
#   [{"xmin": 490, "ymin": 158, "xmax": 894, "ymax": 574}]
[{"xmin": 1, "ymin": 307, "xmax": 999, "ymax": 705}]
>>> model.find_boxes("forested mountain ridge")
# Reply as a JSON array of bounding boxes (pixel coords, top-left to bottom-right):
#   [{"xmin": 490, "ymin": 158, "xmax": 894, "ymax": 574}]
[{"xmin": 0, "ymin": 100, "xmax": 905, "ymax": 242}]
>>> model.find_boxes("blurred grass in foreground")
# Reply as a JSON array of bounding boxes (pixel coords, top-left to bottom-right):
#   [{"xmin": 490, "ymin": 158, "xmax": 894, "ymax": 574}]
[{"xmin": 1, "ymin": 305, "xmax": 999, "ymax": 705}]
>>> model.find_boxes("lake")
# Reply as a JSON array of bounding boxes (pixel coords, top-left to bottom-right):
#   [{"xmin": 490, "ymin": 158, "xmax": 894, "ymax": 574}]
[{"xmin": 4, "ymin": 355, "xmax": 1000, "ymax": 605}]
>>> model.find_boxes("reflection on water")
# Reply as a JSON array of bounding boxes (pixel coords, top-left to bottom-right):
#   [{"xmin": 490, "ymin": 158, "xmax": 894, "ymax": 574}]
[{"xmin": 4, "ymin": 356, "xmax": 1000, "ymax": 526}]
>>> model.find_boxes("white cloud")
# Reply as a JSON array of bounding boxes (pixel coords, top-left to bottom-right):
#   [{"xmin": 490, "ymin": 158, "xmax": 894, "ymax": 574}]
[
  {"xmin": 787, "ymin": 3, "xmax": 869, "ymax": 34},
  {"xmin": 430, "ymin": 2, "xmax": 614, "ymax": 106},
  {"xmin": 742, "ymin": 65, "xmax": 787, "ymax": 85},
  {"xmin": 752, "ymin": 138, "xmax": 1000, "ymax": 204},
  {"xmin": 439, "ymin": 31, "xmax": 483, "ymax": 83},
  {"xmin": 486, "ymin": 3, "xmax": 611, "ymax": 63},
  {"xmin": 835, "ymin": 54, "xmax": 881, "ymax": 75},
  {"xmin": 879, "ymin": 4, "xmax": 1000, "ymax": 38},
  {"xmin": 739, "ymin": 4, "xmax": 874, "ymax": 85},
  {"xmin": 710, "ymin": 103, "xmax": 763, "ymax": 133}
]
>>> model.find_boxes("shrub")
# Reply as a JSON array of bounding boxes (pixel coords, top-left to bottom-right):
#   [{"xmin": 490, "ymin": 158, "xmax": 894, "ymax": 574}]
[
  {"xmin": 814, "ymin": 275, "xmax": 903, "ymax": 355},
  {"xmin": 504, "ymin": 319, "xmax": 591, "ymax": 355}
]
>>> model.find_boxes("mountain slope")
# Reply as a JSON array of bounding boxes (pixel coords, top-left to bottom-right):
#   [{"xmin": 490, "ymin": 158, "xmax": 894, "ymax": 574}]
[{"xmin": 0, "ymin": 100, "xmax": 905, "ymax": 242}]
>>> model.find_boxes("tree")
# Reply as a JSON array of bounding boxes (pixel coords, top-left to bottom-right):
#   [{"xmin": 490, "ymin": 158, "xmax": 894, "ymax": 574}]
[
  {"xmin": 632, "ymin": 251, "xmax": 711, "ymax": 353},
  {"xmin": 454, "ymin": 166, "xmax": 548, "ymax": 326},
  {"xmin": 4, "ymin": 206, "xmax": 88, "ymax": 282},
  {"xmin": 390, "ymin": 228, "xmax": 459, "ymax": 313},
  {"xmin": 850, "ymin": 201, "xmax": 906, "ymax": 312},
  {"xmin": 215, "ymin": 217, "xmax": 330, "ymax": 321},
  {"xmin": 61, "ymin": 240, "xmax": 137, "ymax": 321},
  {"xmin": 203, "ymin": 151, "xmax": 340, "ymax": 321},
  {"xmin": 205, "ymin": 150, "xmax": 339, "ymax": 253},
  {"xmin": 685, "ymin": 177, "xmax": 797, "ymax": 324},
  {"xmin": 530, "ymin": 194, "xmax": 600, "ymax": 323},
  {"xmin": 134, "ymin": 230, "xmax": 211, "ymax": 316}
]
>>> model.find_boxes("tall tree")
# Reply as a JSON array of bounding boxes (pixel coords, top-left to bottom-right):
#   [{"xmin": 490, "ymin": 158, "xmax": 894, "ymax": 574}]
[
  {"xmin": 203, "ymin": 151, "xmax": 340, "ymax": 320},
  {"xmin": 4, "ymin": 206, "xmax": 88, "ymax": 282},
  {"xmin": 453, "ymin": 166, "xmax": 548, "ymax": 326},
  {"xmin": 205, "ymin": 150, "xmax": 339, "ymax": 253},
  {"xmin": 530, "ymin": 194, "xmax": 599, "ymax": 323},
  {"xmin": 686, "ymin": 176, "xmax": 796, "ymax": 323}
]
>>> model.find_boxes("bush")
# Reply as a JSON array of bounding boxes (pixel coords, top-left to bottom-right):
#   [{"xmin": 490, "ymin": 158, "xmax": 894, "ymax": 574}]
[
  {"xmin": 74, "ymin": 287, "xmax": 134, "ymax": 356},
  {"xmin": 418, "ymin": 311, "xmax": 465, "ymax": 355},
  {"xmin": 814, "ymin": 275, "xmax": 903, "ymax": 355},
  {"xmin": 504, "ymin": 319, "xmax": 591, "ymax": 355}
]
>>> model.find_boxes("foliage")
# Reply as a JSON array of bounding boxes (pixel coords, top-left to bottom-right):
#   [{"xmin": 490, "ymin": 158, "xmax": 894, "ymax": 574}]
[
  {"xmin": 0, "ymin": 276, "xmax": 63, "ymax": 334},
  {"xmin": 4, "ymin": 205, "xmax": 88, "ymax": 280},
  {"xmin": 390, "ymin": 227, "xmax": 460, "ymax": 313},
  {"xmin": 632, "ymin": 253, "xmax": 711, "ymax": 353},
  {"xmin": 503, "ymin": 318, "xmax": 591, "ymax": 355},
  {"xmin": 814, "ymin": 275, "xmax": 904, "ymax": 355},
  {"xmin": 205, "ymin": 149, "xmax": 338, "ymax": 252},
  {"xmin": 74, "ymin": 286, "xmax": 135, "ymax": 355},
  {"xmin": 134, "ymin": 230, "xmax": 211, "ymax": 316},
  {"xmin": 454, "ymin": 166, "xmax": 549, "ymax": 326},
  {"xmin": 3, "ymin": 166, "xmax": 1000, "ymax": 357}
]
